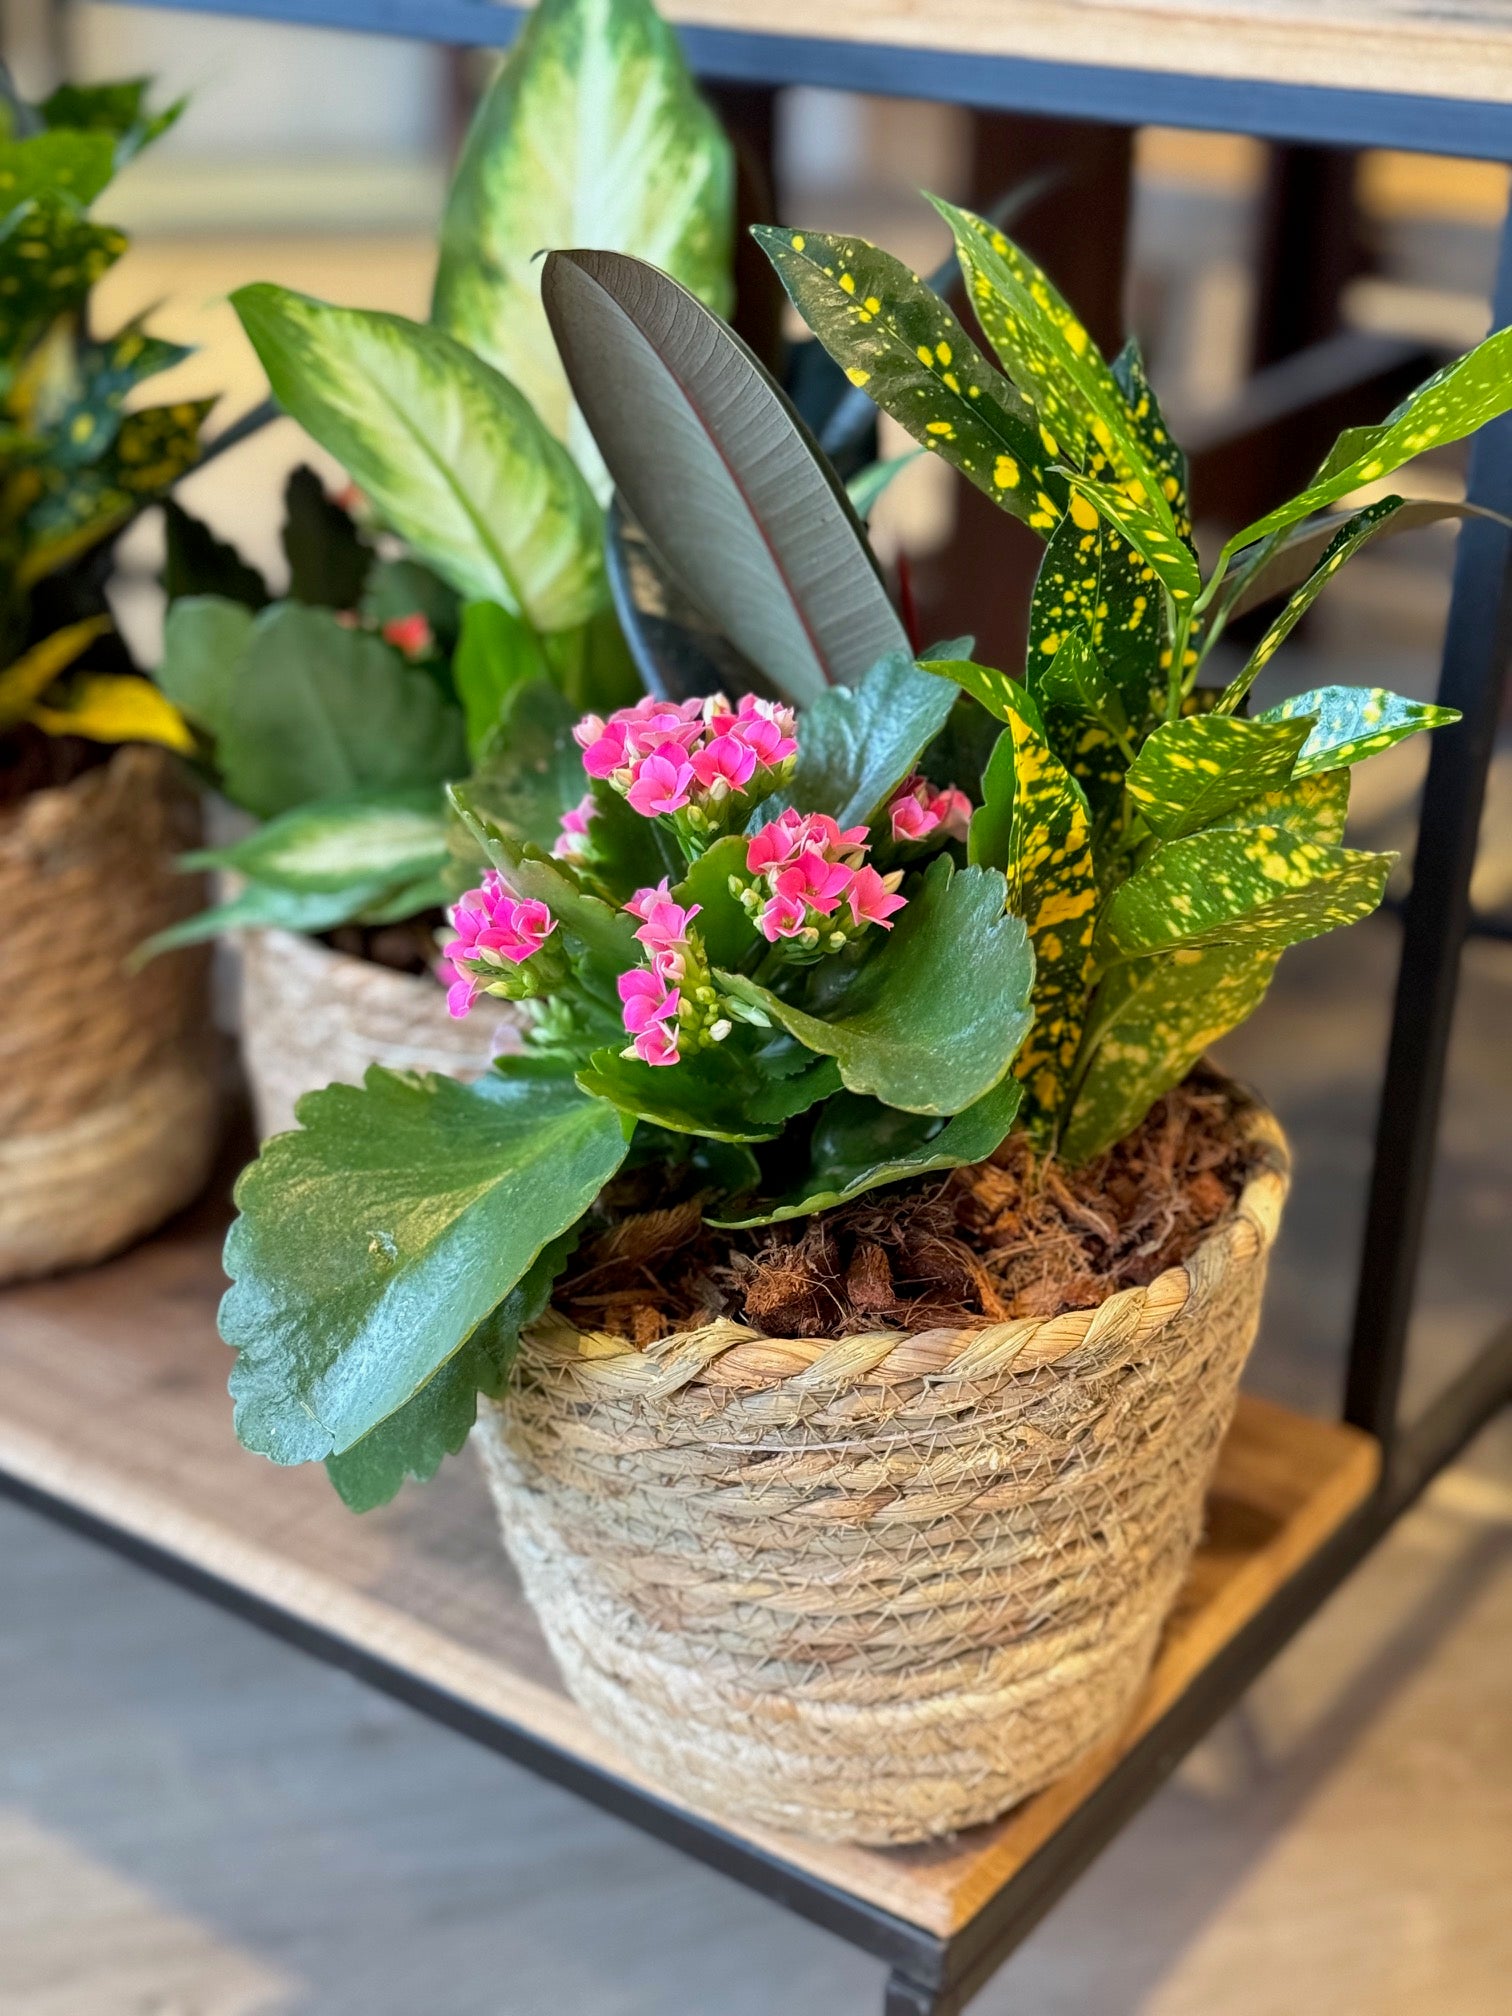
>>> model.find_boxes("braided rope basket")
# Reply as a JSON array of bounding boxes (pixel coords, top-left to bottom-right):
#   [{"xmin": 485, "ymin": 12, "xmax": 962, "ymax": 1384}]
[
  {"xmin": 239, "ymin": 925, "xmax": 522, "ymax": 1138},
  {"xmin": 477, "ymin": 1089, "xmax": 1289, "ymax": 1844},
  {"xmin": 0, "ymin": 746, "xmax": 218, "ymax": 1283}
]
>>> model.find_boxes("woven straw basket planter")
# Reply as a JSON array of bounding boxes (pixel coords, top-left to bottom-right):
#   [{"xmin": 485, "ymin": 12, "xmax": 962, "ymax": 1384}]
[
  {"xmin": 477, "ymin": 1090, "xmax": 1289, "ymax": 1844},
  {"xmin": 239, "ymin": 926, "xmax": 522, "ymax": 1138},
  {"xmin": 0, "ymin": 746, "xmax": 219, "ymax": 1284}
]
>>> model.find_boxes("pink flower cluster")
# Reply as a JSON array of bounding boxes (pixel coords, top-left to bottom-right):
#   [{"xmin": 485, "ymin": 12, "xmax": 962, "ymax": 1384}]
[
  {"xmin": 442, "ymin": 872, "xmax": 557, "ymax": 1018},
  {"xmin": 574, "ymin": 693, "xmax": 797, "ymax": 824},
  {"xmin": 742, "ymin": 808, "xmax": 907, "ymax": 946},
  {"xmin": 887, "ymin": 774, "xmax": 973, "ymax": 845},
  {"xmin": 616, "ymin": 881, "xmax": 707, "ymax": 1067},
  {"xmin": 552, "ymin": 792, "xmax": 595, "ymax": 861}
]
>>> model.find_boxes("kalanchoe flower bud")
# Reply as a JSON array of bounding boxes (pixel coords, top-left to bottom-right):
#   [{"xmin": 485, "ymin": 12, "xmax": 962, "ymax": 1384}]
[
  {"xmin": 442, "ymin": 874, "xmax": 564, "ymax": 1017},
  {"xmin": 888, "ymin": 773, "xmax": 973, "ymax": 845},
  {"xmin": 574, "ymin": 692, "xmax": 798, "ymax": 854},
  {"xmin": 551, "ymin": 792, "xmax": 595, "ymax": 862}
]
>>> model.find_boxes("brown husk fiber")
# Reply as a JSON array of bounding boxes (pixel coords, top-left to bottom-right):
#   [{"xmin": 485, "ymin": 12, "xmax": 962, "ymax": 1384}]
[{"xmin": 556, "ymin": 1074, "xmax": 1247, "ymax": 1346}]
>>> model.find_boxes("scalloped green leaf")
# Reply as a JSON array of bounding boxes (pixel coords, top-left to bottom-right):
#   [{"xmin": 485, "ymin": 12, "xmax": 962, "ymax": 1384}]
[
  {"xmin": 755, "ymin": 224, "xmax": 1067, "ymax": 532},
  {"xmin": 221, "ymin": 1059, "xmax": 631, "ymax": 1464},
  {"xmin": 576, "ymin": 1048, "xmax": 840, "ymax": 1143},
  {"xmin": 781, "ymin": 648, "xmax": 959, "ymax": 829},
  {"xmin": 1258, "ymin": 685, "xmax": 1460, "ymax": 778},
  {"xmin": 1124, "ymin": 714, "xmax": 1313, "ymax": 842}
]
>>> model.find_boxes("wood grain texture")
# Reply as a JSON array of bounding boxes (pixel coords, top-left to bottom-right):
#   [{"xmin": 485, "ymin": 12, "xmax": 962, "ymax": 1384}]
[
  {"xmin": 661, "ymin": 1, "xmax": 1512, "ymax": 105},
  {"xmin": 0, "ymin": 1187, "xmax": 1378, "ymax": 1939}
]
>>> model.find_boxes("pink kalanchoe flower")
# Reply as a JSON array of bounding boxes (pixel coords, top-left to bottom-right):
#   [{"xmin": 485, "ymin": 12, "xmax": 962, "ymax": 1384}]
[
  {"xmin": 552, "ymin": 792, "xmax": 595, "ymax": 860},
  {"xmin": 381, "ymin": 612, "xmax": 433, "ymax": 658},
  {"xmin": 625, "ymin": 748, "xmax": 695, "ymax": 818},
  {"xmin": 575, "ymin": 714, "xmax": 629, "ymax": 779},
  {"xmin": 756, "ymin": 887, "xmax": 810, "ymax": 941},
  {"xmin": 847, "ymin": 864, "xmax": 908, "ymax": 929},
  {"xmin": 631, "ymin": 897, "xmax": 701, "ymax": 954},
  {"xmin": 444, "ymin": 876, "xmax": 556, "ymax": 970},
  {"xmin": 775, "ymin": 848, "xmax": 855, "ymax": 917},
  {"xmin": 439, "ymin": 959, "xmax": 479, "ymax": 1020},
  {"xmin": 632, "ymin": 1021, "xmax": 681, "ymax": 1068},
  {"xmin": 888, "ymin": 775, "xmax": 974, "ymax": 844},
  {"xmin": 617, "ymin": 967, "xmax": 680, "ymax": 1034},
  {"xmin": 690, "ymin": 731, "xmax": 757, "ymax": 793},
  {"xmin": 624, "ymin": 880, "xmax": 671, "ymax": 923},
  {"xmin": 746, "ymin": 806, "xmax": 810, "ymax": 875}
]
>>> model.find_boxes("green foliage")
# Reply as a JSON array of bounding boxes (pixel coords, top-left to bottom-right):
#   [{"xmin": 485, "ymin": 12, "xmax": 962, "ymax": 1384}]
[
  {"xmin": 186, "ymin": 788, "xmax": 449, "ymax": 894},
  {"xmin": 781, "ymin": 648, "xmax": 958, "ymax": 827},
  {"xmin": 282, "ymin": 464, "xmax": 374, "ymax": 607},
  {"xmin": 1260, "ymin": 685, "xmax": 1460, "ymax": 777}
]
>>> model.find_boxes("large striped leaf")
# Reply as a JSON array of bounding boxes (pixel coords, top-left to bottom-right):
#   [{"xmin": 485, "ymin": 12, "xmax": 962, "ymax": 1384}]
[
  {"xmin": 1222, "ymin": 326, "xmax": 1512, "ymax": 564},
  {"xmin": 187, "ymin": 787, "xmax": 448, "ymax": 894},
  {"xmin": 541, "ymin": 248, "xmax": 906, "ymax": 704},
  {"xmin": 1258, "ymin": 685, "xmax": 1460, "ymax": 778},
  {"xmin": 755, "ymin": 225, "xmax": 1067, "ymax": 533},
  {"xmin": 232, "ymin": 285, "xmax": 605, "ymax": 633},
  {"xmin": 1062, "ymin": 944, "xmax": 1281, "ymax": 1164},
  {"xmin": 431, "ymin": 0, "xmax": 732, "ymax": 500},
  {"xmin": 1098, "ymin": 825, "xmax": 1391, "ymax": 963},
  {"xmin": 996, "ymin": 687, "xmax": 1099, "ymax": 1140},
  {"xmin": 1124, "ymin": 714, "xmax": 1313, "ymax": 842}
]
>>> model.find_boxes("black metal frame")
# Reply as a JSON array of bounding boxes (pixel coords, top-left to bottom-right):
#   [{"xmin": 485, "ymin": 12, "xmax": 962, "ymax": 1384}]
[{"xmin": 9, "ymin": 4, "xmax": 1510, "ymax": 2009}]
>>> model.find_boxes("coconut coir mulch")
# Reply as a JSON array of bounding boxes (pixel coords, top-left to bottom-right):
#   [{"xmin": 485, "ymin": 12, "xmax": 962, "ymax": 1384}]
[{"xmin": 556, "ymin": 1074, "xmax": 1251, "ymax": 1344}]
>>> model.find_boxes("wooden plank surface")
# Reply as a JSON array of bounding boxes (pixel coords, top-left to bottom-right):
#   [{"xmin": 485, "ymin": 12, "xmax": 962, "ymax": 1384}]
[
  {"xmin": 0, "ymin": 1181, "xmax": 1379, "ymax": 1940},
  {"xmin": 664, "ymin": 1, "xmax": 1512, "ymax": 106}
]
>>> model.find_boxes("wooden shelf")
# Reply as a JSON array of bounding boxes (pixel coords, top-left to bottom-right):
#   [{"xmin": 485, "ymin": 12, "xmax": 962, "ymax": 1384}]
[{"xmin": 0, "ymin": 1182, "xmax": 1379, "ymax": 1944}]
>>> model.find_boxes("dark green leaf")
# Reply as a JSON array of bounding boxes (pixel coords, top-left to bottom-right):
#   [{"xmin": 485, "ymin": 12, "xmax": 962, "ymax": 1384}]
[
  {"xmin": 282, "ymin": 465, "xmax": 374, "ymax": 608},
  {"xmin": 221, "ymin": 1059, "xmax": 630, "ymax": 1464},
  {"xmin": 718, "ymin": 857, "xmax": 1033, "ymax": 1116},
  {"xmin": 451, "ymin": 600, "xmax": 549, "ymax": 759},
  {"xmin": 1124, "ymin": 714, "xmax": 1313, "ymax": 842},
  {"xmin": 156, "ymin": 595, "xmax": 255, "ymax": 742},
  {"xmin": 576, "ymin": 1047, "xmax": 841, "ymax": 1142},
  {"xmin": 1257, "ymin": 685, "xmax": 1460, "ymax": 778},
  {"xmin": 781, "ymin": 648, "xmax": 958, "ymax": 829},
  {"xmin": 756, "ymin": 223, "xmax": 1067, "ymax": 533},
  {"xmin": 540, "ymin": 247, "xmax": 905, "ymax": 705},
  {"xmin": 708, "ymin": 1078, "xmax": 1022, "ymax": 1228},
  {"xmin": 358, "ymin": 557, "xmax": 461, "ymax": 651},
  {"xmin": 967, "ymin": 725, "xmax": 1015, "ymax": 871},
  {"xmin": 162, "ymin": 501, "xmax": 269, "ymax": 608},
  {"xmin": 673, "ymin": 833, "xmax": 758, "ymax": 969},
  {"xmin": 465, "ymin": 677, "xmax": 584, "ymax": 853}
]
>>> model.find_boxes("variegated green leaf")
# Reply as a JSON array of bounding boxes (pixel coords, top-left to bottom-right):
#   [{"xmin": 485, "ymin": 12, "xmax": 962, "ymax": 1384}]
[
  {"xmin": 755, "ymin": 225, "xmax": 1067, "ymax": 532},
  {"xmin": 0, "ymin": 127, "xmax": 117, "ymax": 209},
  {"xmin": 1225, "ymin": 767, "xmax": 1350, "ymax": 848},
  {"xmin": 232, "ymin": 285, "xmax": 605, "ymax": 633},
  {"xmin": 1098, "ymin": 825, "xmax": 1391, "ymax": 962},
  {"xmin": 1258, "ymin": 685, "xmax": 1460, "ymax": 778},
  {"xmin": 1062, "ymin": 944, "xmax": 1281, "ymax": 1164},
  {"xmin": 1027, "ymin": 491, "xmax": 1164, "ymax": 729},
  {"xmin": 1218, "ymin": 497, "xmax": 1404, "ymax": 714},
  {"xmin": 998, "ymin": 687, "xmax": 1099, "ymax": 1139},
  {"xmin": 187, "ymin": 787, "xmax": 448, "ymax": 894},
  {"xmin": 431, "ymin": 0, "xmax": 732, "ymax": 500},
  {"xmin": 1112, "ymin": 338, "xmax": 1191, "ymax": 540},
  {"xmin": 1223, "ymin": 326, "xmax": 1512, "ymax": 562},
  {"xmin": 918, "ymin": 653, "xmax": 1017, "ymax": 724},
  {"xmin": 0, "ymin": 197, "xmax": 124, "ymax": 366},
  {"xmin": 1124, "ymin": 714, "xmax": 1313, "ymax": 842},
  {"xmin": 1062, "ymin": 470, "xmax": 1201, "ymax": 613},
  {"xmin": 20, "ymin": 399, "xmax": 211, "ymax": 566}
]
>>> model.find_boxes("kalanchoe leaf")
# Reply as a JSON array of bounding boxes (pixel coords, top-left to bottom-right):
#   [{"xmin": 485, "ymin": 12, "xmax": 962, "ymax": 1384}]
[
  {"xmin": 324, "ymin": 1226, "xmax": 579, "ymax": 1511},
  {"xmin": 718, "ymin": 856, "xmax": 1033, "ymax": 1117},
  {"xmin": 232, "ymin": 284, "xmax": 607, "ymax": 632},
  {"xmin": 1098, "ymin": 826, "xmax": 1393, "ymax": 963},
  {"xmin": 541, "ymin": 247, "xmax": 905, "ymax": 705},
  {"xmin": 995, "ymin": 688, "xmax": 1099, "ymax": 1141},
  {"xmin": 1124, "ymin": 714, "xmax": 1314, "ymax": 843},
  {"xmin": 184, "ymin": 787, "xmax": 448, "ymax": 895},
  {"xmin": 359, "ymin": 558, "xmax": 461, "ymax": 655},
  {"xmin": 708, "ymin": 1078, "xmax": 1023, "ymax": 1228},
  {"xmin": 756, "ymin": 223, "xmax": 1067, "ymax": 532},
  {"xmin": 155, "ymin": 595, "xmax": 254, "ymax": 740},
  {"xmin": 1062, "ymin": 945, "xmax": 1282, "ymax": 1164},
  {"xmin": 673, "ymin": 832, "xmax": 757, "ymax": 969},
  {"xmin": 967, "ymin": 725, "xmax": 1015, "ymax": 873},
  {"xmin": 221, "ymin": 1058, "xmax": 631, "ymax": 1465},
  {"xmin": 1111, "ymin": 338, "xmax": 1191, "ymax": 540},
  {"xmin": 465, "ymin": 678, "xmax": 584, "ymax": 853},
  {"xmin": 1217, "ymin": 497, "xmax": 1405, "ymax": 715},
  {"xmin": 781, "ymin": 648, "xmax": 959, "ymax": 830},
  {"xmin": 576, "ymin": 1048, "xmax": 841, "ymax": 1142},
  {"xmin": 1258, "ymin": 685, "xmax": 1460, "ymax": 778}
]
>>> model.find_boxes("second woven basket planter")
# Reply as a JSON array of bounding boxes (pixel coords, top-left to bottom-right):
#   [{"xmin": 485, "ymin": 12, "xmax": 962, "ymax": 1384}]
[
  {"xmin": 477, "ymin": 1093, "xmax": 1289, "ymax": 1845},
  {"xmin": 239, "ymin": 926, "xmax": 523, "ymax": 1138}
]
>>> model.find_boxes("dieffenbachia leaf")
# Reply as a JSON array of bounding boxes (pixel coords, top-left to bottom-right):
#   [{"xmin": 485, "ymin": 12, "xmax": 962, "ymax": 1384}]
[
  {"xmin": 1258, "ymin": 685, "xmax": 1460, "ymax": 778},
  {"xmin": 221, "ymin": 1059, "xmax": 631, "ymax": 1464},
  {"xmin": 232, "ymin": 284, "xmax": 605, "ymax": 633},
  {"xmin": 324, "ymin": 1227, "xmax": 577, "ymax": 1511},
  {"xmin": 707, "ymin": 1078, "xmax": 1023, "ymax": 1229},
  {"xmin": 134, "ymin": 876, "xmax": 402, "ymax": 964},
  {"xmin": 1098, "ymin": 825, "xmax": 1392, "ymax": 963},
  {"xmin": 1062, "ymin": 944, "xmax": 1281, "ymax": 1165},
  {"xmin": 540, "ymin": 248, "xmax": 905, "ymax": 706},
  {"xmin": 1218, "ymin": 497, "xmax": 1405, "ymax": 715},
  {"xmin": 997, "ymin": 687, "xmax": 1099, "ymax": 1139},
  {"xmin": 1112, "ymin": 337, "xmax": 1191, "ymax": 540},
  {"xmin": 431, "ymin": 0, "xmax": 733, "ymax": 500},
  {"xmin": 755, "ymin": 224, "xmax": 1067, "ymax": 533},
  {"xmin": 185, "ymin": 787, "xmax": 448, "ymax": 894},
  {"xmin": 1028, "ymin": 488, "xmax": 1164, "ymax": 727},
  {"xmin": 718, "ymin": 856, "xmax": 1034, "ymax": 1116},
  {"xmin": 576, "ymin": 1049, "xmax": 841, "ymax": 1144},
  {"xmin": 449, "ymin": 782, "xmax": 639, "ymax": 971},
  {"xmin": 194, "ymin": 603, "xmax": 467, "ymax": 820},
  {"xmin": 782, "ymin": 648, "xmax": 959, "ymax": 828},
  {"xmin": 1062, "ymin": 470, "xmax": 1201, "ymax": 614},
  {"xmin": 1221, "ymin": 326, "xmax": 1512, "ymax": 564},
  {"xmin": 1123, "ymin": 714, "xmax": 1314, "ymax": 842}
]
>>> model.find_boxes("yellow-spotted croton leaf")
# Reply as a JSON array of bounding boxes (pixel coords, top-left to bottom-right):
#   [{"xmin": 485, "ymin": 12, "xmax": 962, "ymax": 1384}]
[
  {"xmin": 1259, "ymin": 685, "xmax": 1460, "ymax": 777},
  {"xmin": 1123, "ymin": 713, "xmax": 1314, "ymax": 842}
]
